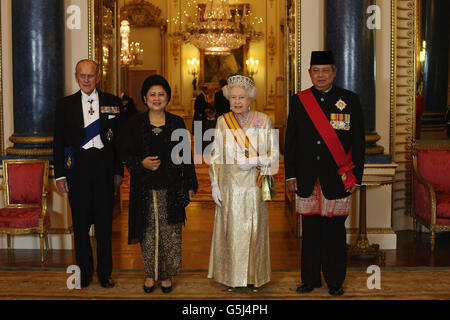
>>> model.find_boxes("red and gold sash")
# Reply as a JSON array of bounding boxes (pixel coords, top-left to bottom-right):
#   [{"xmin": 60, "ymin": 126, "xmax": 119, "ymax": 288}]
[
  {"xmin": 222, "ymin": 112, "xmax": 264, "ymax": 187},
  {"xmin": 297, "ymin": 89, "xmax": 357, "ymax": 189}
]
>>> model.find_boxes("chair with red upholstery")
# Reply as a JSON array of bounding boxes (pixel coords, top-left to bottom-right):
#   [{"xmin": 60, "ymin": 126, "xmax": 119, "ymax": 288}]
[
  {"xmin": 0, "ymin": 159, "xmax": 50, "ymax": 262},
  {"xmin": 412, "ymin": 141, "xmax": 450, "ymax": 251}
]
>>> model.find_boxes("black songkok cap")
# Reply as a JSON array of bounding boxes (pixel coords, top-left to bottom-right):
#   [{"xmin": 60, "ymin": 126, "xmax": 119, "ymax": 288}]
[{"xmin": 310, "ymin": 50, "xmax": 335, "ymax": 66}]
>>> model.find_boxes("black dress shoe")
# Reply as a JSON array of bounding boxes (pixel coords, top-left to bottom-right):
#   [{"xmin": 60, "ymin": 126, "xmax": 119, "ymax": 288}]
[
  {"xmin": 161, "ymin": 285, "xmax": 173, "ymax": 293},
  {"xmin": 81, "ymin": 278, "xmax": 92, "ymax": 288},
  {"xmin": 328, "ymin": 285, "xmax": 344, "ymax": 296},
  {"xmin": 100, "ymin": 278, "xmax": 115, "ymax": 289},
  {"xmin": 296, "ymin": 282, "xmax": 322, "ymax": 294},
  {"xmin": 143, "ymin": 285, "xmax": 155, "ymax": 293}
]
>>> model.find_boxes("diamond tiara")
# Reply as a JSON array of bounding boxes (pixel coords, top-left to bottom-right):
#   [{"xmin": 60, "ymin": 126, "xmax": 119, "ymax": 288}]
[{"xmin": 227, "ymin": 75, "xmax": 255, "ymax": 88}]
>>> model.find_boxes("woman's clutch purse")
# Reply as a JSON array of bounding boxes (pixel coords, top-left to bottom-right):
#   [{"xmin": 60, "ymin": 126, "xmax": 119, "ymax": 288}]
[
  {"xmin": 168, "ymin": 180, "xmax": 190, "ymax": 210},
  {"xmin": 262, "ymin": 175, "xmax": 276, "ymax": 201}
]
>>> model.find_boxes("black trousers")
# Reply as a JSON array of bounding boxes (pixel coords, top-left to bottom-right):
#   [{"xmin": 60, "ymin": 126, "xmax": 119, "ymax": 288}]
[
  {"xmin": 66, "ymin": 148, "xmax": 114, "ymax": 281},
  {"xmin": 301, "ymin": 215, "xmax": 347, "ymax": 287}
]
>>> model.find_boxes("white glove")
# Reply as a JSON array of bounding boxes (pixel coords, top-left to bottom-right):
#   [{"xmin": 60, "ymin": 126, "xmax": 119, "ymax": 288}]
[
  {"xmin": 211, "ymin": 184, "xmax": 222, "ymax": 207},
  {"xmin": 237, "ymin": 162, "xmax": 258, "ymax": 171},
  {"xmin": 237, "ymin": 157, "xmax": 259, "ymax": 171}
]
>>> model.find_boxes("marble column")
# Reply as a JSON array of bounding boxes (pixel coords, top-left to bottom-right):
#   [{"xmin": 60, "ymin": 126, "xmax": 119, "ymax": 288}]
[
  {"xmin": 421, "ymin": 0, "xmax": 450, "ymax": 128},
  {"xmin": 325, "ymin": 0, "xmax": 383, "ymax": 155},
  {"xmin": 6, "ymin": 0, "xmax": 64, "ymax": 158}
]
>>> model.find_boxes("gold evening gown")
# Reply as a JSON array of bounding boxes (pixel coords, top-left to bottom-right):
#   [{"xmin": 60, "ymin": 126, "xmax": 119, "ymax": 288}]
[{"xmin": 207, "ymin": 111, "xmax": 279, "ymax": 288}]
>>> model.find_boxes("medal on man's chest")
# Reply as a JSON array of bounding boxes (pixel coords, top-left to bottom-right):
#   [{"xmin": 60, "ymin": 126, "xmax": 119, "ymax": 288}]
[
  {"xmin": 100, "ymin": 106, "xmax": 120, "ymax": 114},
  {"xmin": 330, "ymin": 113, "xmax": 351, "ymax": 131},
  {"xmin": 106, "ymin": 128, "xmax": 114, "ymax": 141},
  {"xmin": 87, "ymin": 99, "xmax": 95, "ymax": 116},
  {"xmin": 66, "ymin": 155, "xmax": 72, "ymax": 168},
  {"xmin": 335, "ymin": 99, "xmax": 347, "ymax": 111}
]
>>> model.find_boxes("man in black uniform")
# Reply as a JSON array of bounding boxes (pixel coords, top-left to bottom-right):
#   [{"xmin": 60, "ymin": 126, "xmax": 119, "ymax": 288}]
[
  {"xmin": 120, "ymin": 92, "xmax": 138, "ymax": 123},
  {"xmin": 192, "ymin": 85, "xmax": 210, "ymax": 131},
  {"xmin": 214, "ymin": 79, "xmax": 230, "ymax": 118},
  {"xmin": 53, "ymin": 59, "xmax": 123, "ymax": 288},
  {"xmin": 284, "ymin": 51, "xmax": 365, "ymax": 296}
]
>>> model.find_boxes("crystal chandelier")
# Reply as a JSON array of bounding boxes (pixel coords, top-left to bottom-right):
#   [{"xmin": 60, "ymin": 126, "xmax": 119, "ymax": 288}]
[
  {"xmin": 120, "ymin": 19, "xmax": 144, "ymax": 66},
  {"xmin": 170, "ymin": 0, "xmax": 263, "ymax": 56}
]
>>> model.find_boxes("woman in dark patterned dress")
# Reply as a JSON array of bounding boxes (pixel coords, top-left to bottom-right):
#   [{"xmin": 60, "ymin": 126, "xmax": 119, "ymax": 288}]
[{"xmin": 118, "ymin": 75, "xmax": 198, "ymax": 293}]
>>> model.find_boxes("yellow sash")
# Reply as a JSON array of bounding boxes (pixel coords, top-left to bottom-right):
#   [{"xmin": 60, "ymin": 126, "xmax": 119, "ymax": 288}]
[{"xmin": 222, "ymin": 112, "xmax": 264, "ymax": 187}]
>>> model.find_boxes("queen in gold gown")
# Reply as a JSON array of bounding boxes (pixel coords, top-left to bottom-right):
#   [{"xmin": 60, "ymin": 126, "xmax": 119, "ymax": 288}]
[{"xmin": 207, "ymin": 75, "xmax": 279, "ymax": 290}]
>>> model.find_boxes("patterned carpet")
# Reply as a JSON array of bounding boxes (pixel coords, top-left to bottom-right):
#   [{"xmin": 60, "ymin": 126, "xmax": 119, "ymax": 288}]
[
  {"xmin": 1, "ymin": 269, "xmax": 450, "ymax": 300},
  {"xmin": 120, "ymin": 157, "xmax": 285, "ymax": 205}
]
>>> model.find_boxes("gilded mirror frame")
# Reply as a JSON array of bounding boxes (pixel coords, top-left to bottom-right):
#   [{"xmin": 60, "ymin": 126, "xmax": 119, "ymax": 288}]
[
  {"xmin": 284, "ymin": 0, "xmax": 302, "ymax": 236},
  {"xmin": 391, "ymin": 0, "xmax": 417, "ymax": 218},
  {"xmin": 88, "ymin": 0, "xmax": 120, "ymax": 96},
  {"xmin": 287, "ymin": 0, "xmax": 301, "ymax": 98}
]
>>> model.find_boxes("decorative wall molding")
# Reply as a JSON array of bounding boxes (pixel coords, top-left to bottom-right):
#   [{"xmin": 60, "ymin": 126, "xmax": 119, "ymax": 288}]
[
  {"xmin": 120, "ymin": 0, "xmax": 165, "ymax": 28},
  {"xmin": 170, "ymin": 38, "xmax": 181, "ymax": 65},
  {"xmin": 88, "ymin": 0, "xmax": 95, "ymax": 61},
  {"xmin": 267, "ymin": 25, "xmax": 276, "ymax": 65},
  {"xmin": 391, "ymin": 0, "xmax": 416, "ymax": 223}
]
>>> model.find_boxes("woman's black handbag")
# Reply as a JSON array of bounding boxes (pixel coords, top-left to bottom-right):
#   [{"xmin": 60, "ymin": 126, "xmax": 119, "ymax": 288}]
[{"xmin": 166, "ymin": 181, "xmax": 190, "ymax": 224}]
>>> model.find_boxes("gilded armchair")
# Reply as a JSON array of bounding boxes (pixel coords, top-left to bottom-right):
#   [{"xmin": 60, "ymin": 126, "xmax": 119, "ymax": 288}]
[
  {"xmin": 412, "ymin": 141, "xmax": 450, "ymax": 251},
  {"xmin": 0, "ymin": 159, "xmax": 50, "ymax": 262}
]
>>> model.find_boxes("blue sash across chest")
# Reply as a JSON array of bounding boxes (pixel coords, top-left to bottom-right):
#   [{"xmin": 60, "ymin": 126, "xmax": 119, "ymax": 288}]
[{"xmin": 64, "ymin": 119, "xmax": 100, "ymax": 169}]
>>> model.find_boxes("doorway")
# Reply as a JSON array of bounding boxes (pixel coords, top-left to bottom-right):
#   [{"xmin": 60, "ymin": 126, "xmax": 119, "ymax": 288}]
[{"xmin": 125, "ymin": 69, "xmax": 157, "ymax": 113}]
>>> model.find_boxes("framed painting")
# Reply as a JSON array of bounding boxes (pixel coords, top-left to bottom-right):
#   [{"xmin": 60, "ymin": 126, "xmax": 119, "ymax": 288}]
[
  {"xmin": 200, "ymin": 46, "xmax": 247, "ymax": 84},
  {"xmin": 197, "ymin": 3, "xmax": 250, "ymax": 85}
]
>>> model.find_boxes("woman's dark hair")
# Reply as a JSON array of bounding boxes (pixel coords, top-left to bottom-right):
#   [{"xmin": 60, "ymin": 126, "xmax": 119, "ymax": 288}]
[{"xmin": 141, "ymin": 74, "xmax": 171, "ymax": 105}]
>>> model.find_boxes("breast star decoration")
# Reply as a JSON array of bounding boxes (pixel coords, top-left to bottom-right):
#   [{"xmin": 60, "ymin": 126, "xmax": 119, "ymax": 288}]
[{"xmin": 335, "ymin": 99, "xmax": 347, "ymax": 111}]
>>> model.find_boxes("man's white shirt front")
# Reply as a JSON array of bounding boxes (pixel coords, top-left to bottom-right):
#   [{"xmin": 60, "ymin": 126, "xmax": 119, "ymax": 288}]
[{"xmin": 81, "ymin": 89, "xmax": 104, "ymax": 150}]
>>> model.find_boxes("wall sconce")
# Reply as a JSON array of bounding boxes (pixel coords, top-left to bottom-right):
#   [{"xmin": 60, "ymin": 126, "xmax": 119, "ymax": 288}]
[
  {"xmin": 187, "ymin": 57, "xmax": 200, "ymax": 91},
  {"xmin": 246, "ymin": 57, "xmax": 259, "ymax": 79}
]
